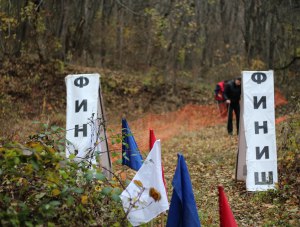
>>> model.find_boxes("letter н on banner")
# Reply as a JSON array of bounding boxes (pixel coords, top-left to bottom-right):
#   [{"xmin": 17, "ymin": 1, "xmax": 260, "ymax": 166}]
[
  {"xmin": 237, "ymin": 70, "xmax": 278, "ymax": 191},
  {"xmin": 65, "ymin": 74, "xmax": 112, "ymax": 179}
]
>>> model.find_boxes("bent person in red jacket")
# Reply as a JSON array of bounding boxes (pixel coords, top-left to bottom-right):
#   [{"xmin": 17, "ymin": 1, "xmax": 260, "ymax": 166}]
[{"xmin": 214, "ymin": 80, "xmax": 228, "ymax": 118}]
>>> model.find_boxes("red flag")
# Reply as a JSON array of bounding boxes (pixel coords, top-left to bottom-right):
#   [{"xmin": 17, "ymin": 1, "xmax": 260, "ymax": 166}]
[
  {"xmin": 149, "ymin": 129, "xmax": 156, "ymax": 150},
  {"xmin": 150, "ymin": 129, "xmax": 167, "ymax": 193},
  {"xmin": 218, "ymin": 185, "xmax": 238, "ymax": 227}
]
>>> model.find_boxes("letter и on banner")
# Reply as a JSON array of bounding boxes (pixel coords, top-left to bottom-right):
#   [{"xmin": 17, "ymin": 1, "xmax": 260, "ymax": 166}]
[{"xmin": 65, "ymin": 74, "xmax": 112, "ymax": 179}]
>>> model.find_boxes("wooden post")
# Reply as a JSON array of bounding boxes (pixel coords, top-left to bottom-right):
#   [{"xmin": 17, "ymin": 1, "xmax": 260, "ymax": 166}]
[{"xmin": 161, "ymin": 213, "xmax": 164, "ymax": 226}]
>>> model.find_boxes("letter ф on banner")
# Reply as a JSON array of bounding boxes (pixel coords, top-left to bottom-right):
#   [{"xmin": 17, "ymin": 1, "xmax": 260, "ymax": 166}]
[
  {"xmin": 236, "ymin": 70, "xmax": 278, "ymax": 191},
  {"xmin": 65, "ymin": 74, "xmax": 112, "ymax": 179}
]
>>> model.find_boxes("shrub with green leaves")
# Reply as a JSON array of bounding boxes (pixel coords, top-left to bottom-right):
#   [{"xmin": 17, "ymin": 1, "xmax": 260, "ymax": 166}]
[{"xmin": 0, "ymin": 129, "xmax": 126, "ymax": 226}]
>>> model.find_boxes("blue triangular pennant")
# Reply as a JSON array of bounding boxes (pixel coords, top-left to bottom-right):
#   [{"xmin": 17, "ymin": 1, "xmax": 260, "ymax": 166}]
[
  {"xmin": 122, "ymin": 118, "xmax": 143, "ymax": 171},
  {"xmin": 166, "ymin": 153, "xmax": 201, "ymax": 227}
]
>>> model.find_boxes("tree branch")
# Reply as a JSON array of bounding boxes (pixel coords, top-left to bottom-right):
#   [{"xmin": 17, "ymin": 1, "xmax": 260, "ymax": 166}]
[{"xmin": 274, "ymin": 56, "xmax": 300, "ymax": 70}]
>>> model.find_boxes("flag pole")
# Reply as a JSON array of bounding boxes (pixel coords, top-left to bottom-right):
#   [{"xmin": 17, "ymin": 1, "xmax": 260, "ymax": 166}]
[
  {"xmin": 160, "ymin": 213, "xmax": 164, "ymax": 226},
  {"xmin": 150, "ymin": 220, "xmax": 154, "ymax": 227}
]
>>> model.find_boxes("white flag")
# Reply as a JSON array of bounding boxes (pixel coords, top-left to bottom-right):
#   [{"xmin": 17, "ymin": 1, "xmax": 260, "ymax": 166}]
[{"xmin": 120, "ymin": 140, "xmax": 169, "ymax": 226}]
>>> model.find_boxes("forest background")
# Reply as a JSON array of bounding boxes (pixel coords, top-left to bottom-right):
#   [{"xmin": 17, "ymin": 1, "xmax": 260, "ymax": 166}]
[{"xmin": 0, "ymin": 0, "xmax": 299, "ymax": 226}]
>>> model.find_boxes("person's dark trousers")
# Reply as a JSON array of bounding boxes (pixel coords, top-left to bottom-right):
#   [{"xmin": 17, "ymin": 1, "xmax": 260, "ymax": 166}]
[{"xmin": 227, "ymin": 102, "xmax": 240, "ymax": 135}]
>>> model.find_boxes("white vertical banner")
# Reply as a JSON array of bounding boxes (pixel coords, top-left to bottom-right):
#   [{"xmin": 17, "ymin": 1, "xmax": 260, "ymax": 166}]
[
  {"xmin": 237, "ymin": 71, "xmax": 278, "ymax": 191},
  {"xmin": 65, "ymin": 74, "xmax": 112, "ymax": 178}
]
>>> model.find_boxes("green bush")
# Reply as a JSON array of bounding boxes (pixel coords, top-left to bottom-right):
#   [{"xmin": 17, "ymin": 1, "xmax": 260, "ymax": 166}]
[{"xmin": 0, "ymin": 130, "xmax": 126, "ymax": 226}]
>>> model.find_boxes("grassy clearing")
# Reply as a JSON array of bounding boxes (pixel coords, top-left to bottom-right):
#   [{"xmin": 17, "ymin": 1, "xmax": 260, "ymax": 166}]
[
  {"xmin": 162, "ymin": 121, "xmax": 299, "ymax": 226},
  {"xmin": 1, "ymin": 59, "xmax": 299, "ymax": 226},
  {"xmin": 1, "ymin": 115, "xmax": 298, "ymax": 226}
]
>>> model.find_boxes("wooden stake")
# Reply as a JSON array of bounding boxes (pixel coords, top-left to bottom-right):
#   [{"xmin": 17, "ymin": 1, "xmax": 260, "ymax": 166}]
[
  {"xmin": 161, "ymin": 213, "xmax": 164, "ymax": 227},
  {"xmin": 150, "ymin": 220, "xmax": 154, "ymax": 227}
]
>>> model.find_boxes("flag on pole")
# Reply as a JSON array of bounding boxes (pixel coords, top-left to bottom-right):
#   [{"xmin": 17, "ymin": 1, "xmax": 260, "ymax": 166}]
[
  {"xmin": 149, "ymin": 129, "xmax": 156, "ymax": 150},
  {"xmin": 149, "ymin": 129, "xmax": 167, "ymax": 193},
  {"xmin": 122, "ymin": 118, "xmax": 143, "ymax": 171},
  {"xmin": 120, "ymin": 140, "xmax": 169, "ymax": 226},
  {"xmin": 166, "ymin": 153, "xmax": 201, "ymax": 227},
  {"xmin": 218, "ymin": 185, "xmax": 238, "ymax": 227}
]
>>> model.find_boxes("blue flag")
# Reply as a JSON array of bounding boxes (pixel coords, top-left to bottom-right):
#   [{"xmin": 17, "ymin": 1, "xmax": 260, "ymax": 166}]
[
  {"xmin": 166, "ymin": 153, "xmax": 201, "ymax": 227},
  {"xmin": 122, "ymin": 118, "xmax": 143, "ymax": 171}
]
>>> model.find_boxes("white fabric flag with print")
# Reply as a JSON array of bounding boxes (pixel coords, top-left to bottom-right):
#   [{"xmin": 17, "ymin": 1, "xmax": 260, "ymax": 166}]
[{"xmin": 120, "ymin": 140, "xmax": 169, "ymax": 226}]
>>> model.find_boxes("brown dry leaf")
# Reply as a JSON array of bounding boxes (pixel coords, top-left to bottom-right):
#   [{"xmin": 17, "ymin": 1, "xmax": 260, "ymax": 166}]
[{"xmin": 120, "ymin": 172, "xmax": 127, "ymax": 181}]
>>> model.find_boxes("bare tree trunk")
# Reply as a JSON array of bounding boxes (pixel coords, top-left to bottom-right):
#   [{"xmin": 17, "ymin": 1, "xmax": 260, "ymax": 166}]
[{"xmin": 16, "ymin": 0, "xmax": 29, "ymax": 57}]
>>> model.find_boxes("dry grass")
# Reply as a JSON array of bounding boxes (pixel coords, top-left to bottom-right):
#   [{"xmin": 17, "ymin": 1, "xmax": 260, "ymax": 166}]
[{"xmin": 162, "ymin": 123, "xmax": 299, "ymax": 226}]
